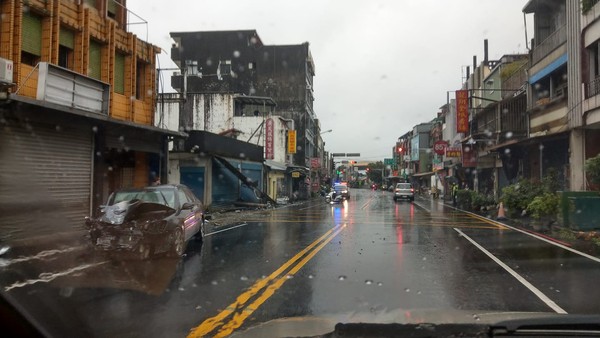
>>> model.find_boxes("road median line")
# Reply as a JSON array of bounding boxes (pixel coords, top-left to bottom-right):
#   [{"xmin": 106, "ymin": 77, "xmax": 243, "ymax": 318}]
[
  {"xmin": 212, "ymin": 224, "xmax": 347, "ymax": 337},
  {"xmin": 188, "ymin": 223, "xmax": 345, "ymax": 337}
]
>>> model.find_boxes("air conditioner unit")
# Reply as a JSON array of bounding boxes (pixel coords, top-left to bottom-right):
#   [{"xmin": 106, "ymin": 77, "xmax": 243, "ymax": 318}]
[{"xmin": 0, "ymin": 58, "xmax": 13, "ymax": 85}]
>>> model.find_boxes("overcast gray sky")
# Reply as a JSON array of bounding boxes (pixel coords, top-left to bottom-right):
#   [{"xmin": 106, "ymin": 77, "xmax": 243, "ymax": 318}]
[{"xmin": 128, "ymin": 0, "xmax": 532, "ymax": 162}]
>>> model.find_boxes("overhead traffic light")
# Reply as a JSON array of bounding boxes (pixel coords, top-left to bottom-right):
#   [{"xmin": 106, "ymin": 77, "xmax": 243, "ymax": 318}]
[{"xmin": 397, "ymin": 147, "xmax": 403, "ymax": 153}]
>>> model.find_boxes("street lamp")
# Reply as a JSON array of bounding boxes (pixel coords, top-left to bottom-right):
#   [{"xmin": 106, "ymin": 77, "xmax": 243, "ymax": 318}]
[{"xmin": 320, "ymin": 129, "xmax": 333, "ymax": 134}]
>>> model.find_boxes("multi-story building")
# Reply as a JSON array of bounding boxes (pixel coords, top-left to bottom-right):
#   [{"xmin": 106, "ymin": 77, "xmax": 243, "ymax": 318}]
[
  {"xmin": 521, "ymin": 0, "xmax": 574, "ymax": 190},
  {"xmin": 580, "ymin": 0, "xmax": 600, "ymax": 190},
  {"xmin": 0, "ymin": 0, "xmax": 176, "ymax": 235},
  {"xmin": 157, "ymin": 30, "xmax": 318, "ymax": 201}
]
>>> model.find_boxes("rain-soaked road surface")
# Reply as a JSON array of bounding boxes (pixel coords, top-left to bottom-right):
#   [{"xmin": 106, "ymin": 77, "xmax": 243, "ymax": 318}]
[{"xmin": 3, "ymin": 188, "xmax": 600, "ymax": 337}]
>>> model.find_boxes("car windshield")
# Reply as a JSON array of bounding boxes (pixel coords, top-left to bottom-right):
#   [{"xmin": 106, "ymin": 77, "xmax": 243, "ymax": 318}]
[{"xmin": 3, "ymin": 1, "xmax": 600, "ymax": 337}]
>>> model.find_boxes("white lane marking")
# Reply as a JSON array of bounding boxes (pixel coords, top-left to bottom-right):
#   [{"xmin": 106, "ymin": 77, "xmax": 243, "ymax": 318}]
[
  {"xmin": 411, "ymin": 200, "xmax": 431, "ymax": 213},
  {"xmin": 454, "ymin": 228, "xmax": 567, "ymax": 314},
  {"xmin": 442, "ymin": 202, "xmax": 600, "ymax": 264},
  {"xmin": 4, "ymin": 261, "xmax": 108, "ymax": 292},
  {"xmin": 0, "ymin": 247, "xmax": 83, "ymax": 268},
  {"xmin": 204, "ymin": 223, "xmax": 248, "ymax": 237}
]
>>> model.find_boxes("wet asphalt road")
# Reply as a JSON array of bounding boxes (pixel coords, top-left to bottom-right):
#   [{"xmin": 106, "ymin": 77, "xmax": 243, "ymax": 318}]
[{"xmin": 3, "ymin": 188, "xmax": 600, "ymax": 337}]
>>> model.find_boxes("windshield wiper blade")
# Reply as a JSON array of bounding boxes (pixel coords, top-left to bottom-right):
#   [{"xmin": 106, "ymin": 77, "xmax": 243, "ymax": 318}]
[{"xmin": 492, "ymin": 315, "xmax": 600, "ymax": 337}]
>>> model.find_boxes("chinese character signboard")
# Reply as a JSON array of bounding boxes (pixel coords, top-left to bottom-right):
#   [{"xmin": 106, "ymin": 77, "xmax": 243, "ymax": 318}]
[
  {"xmin": 462, "ymin": 144, "xmax": 477, "ymax": 167},
  {"xmin": 265, "ymin": 118, "xmax": 274, "ymax": 159},
  {"xmin": 310, "ymin": 157, "xmax": 320, "ymax": 168},
  {"xmin": 287, "ymin": 130, "xmax": 297, "ymax": 154},
  {"xmin": 445, "ymin": 146, "xmax": 462, "ymax": 158},
  {"xmin": 456, "ymin": 90, "xmax": 469, "ymax": 133},
  {"xmin": 433, "ymin": 140, "xmax": 448, "ymax": 155}
]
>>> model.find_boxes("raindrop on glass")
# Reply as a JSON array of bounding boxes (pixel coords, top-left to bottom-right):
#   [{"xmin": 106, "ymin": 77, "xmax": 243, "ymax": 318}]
[
  {"xmin": 55, "ymin": 125, "xmax": 62, "ymax": 132},
  {"xmin": 502, "ymin": 108, "xmax": 509, "ymax": 114},
  {"xmin": 539, "ymin": 144, "xmax": 544, "ymax": 150},
  {"xmin": 178, "ymin": 287, "xmax": 185, "ymax": 291},
  {"xmin": 240, "ymin": 276, "xmax": 249, "ymax": 281},
  {"xmin": 404, "ymin": 288, "xmax": 410, "ymax": 293},
  {"xmin": 233, "ymin": 50, "xmax": 241, "ymax": 58},
  {"xmin": 108, "ymin": 166, "xmax": 113, "ymax": 171},
  {"xmin": 422, "ymin": 257, "xmax": 427, "ymax": 261},
  {"xmin": 211, "ymin": 280, "xmax": 218, "ymax": 285},
  {"xmin": 239, "ymin": 152, "xmax": 245, "ymax": 158},
  {"xmin": 119, "ymin": 135, "xmax": 125, "ymax": 142},
  {"xmin": 365, "ymin": 280, "xmax": 373, "ymax": 285},
  {"xmin": 504, "ymin": 148, "xmax": 511, "ymax": 155},
  {"xmin": 417, "ymin": 290, "xmax": 422, "ymax": 295},
  {"xmin": 195, "ymin": 305, "xmax": 201, "ymax": 310},
  {"xmin": 505, "ymin": 131, "xmax": 513, "ymax": 139},
  {"xmin": 308, "ymin": 274, "xmax": 314, "ymax": 279},
  {"xmin": 338, "ymin": 275, "xmax": 347, "ymax": 281},
  {"xmin": 473, "ymin": 314, "xmax": 481, "ymax": 321},
  {"xmin": 285, "ymin": 274, "xmax": 294, "ymax": 279},
  {"xmin": 377, "ymin": 282, "xmax": 383, "ymax": 286},
  {"xmin": 92, "ymin": 126, "xmax": 98, "ymax": 133}
]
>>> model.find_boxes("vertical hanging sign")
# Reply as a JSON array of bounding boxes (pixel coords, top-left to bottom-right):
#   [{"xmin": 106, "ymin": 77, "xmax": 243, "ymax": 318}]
[
  {"xmin": 287, "ymin": 130, "xmax": 297, "ymax": 154},
  {"xmin": 265, "ymin": 118, "xmax": 274, "ymax": 159},
  {"xmin": 456, "ymin": 90, "xmax": 469, "ymax": 133}
]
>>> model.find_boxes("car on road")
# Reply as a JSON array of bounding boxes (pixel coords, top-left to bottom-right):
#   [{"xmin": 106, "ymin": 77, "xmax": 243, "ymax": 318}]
[
  {"xmin": 86, "ymin": 184, "xmax": 204, "ymax": 259},
  {"xmin": 393, "ymin": 182, "xmax": 414, "ymax": 202},
  {"xmin": 333, "ymin": 183, "xmax": 350, "ymax": 200}
]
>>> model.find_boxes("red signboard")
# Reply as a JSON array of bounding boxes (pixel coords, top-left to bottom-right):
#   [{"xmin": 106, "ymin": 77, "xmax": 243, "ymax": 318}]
[
  {"xmin": 445, "ymin": 146, "xmax": 462, "ymax": 158},
  {"xmin": 462, "ymin": 144, "xmax": 477, "ymax": 167},
  {"xmin": 456, "ymin": 90, "xmax": 469, "ymax": 133},
  {"xmin": 433, "ymin": 140, "xmax": 448, "ymax": 155},
  {"xmin": 310, "ymin": 157, "xmax": 321, "ymax": 168},
  {"xmin": 265, "ymin": 118, "xmax": 274, "ymax": 159}
]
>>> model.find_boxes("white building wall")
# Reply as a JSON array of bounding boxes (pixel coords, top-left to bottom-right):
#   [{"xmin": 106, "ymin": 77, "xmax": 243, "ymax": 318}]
[
  {"xmin": 155, "ymin": 99, "xmax": 180, "ymax": 132},
  {"xmin": 190, "ymin": 94, "xmax": 235, "ymax": 132},
  {"xmin": 233, "ymin": 115, "xmax": 288, "ymax": 163}
]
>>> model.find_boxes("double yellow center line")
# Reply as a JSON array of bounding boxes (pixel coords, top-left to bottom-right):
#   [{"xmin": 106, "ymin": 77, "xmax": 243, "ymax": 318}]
[{"xmin": 188, "ymin": 223, "xmax": 347, "ymax": 338}]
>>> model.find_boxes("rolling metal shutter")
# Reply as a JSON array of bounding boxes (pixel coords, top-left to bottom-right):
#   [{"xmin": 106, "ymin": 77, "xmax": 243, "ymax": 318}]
[
  {"xmin": 59, "ymin": 27, "xmax": 75, "ymax": 49},
  {"xmin": 22, "ymin": 12, "xmax": 42, "ymax": 56},
  {"xmin": 114, "ymin": 52, "xmax": 125, "ymax": 94},
  {"xmin": 89, "ymin": 40, "xmax": 102, "ymax": 80},
  {"xmin": 0, "ymin": 121, "xmax": 92, "ymax": 239}
]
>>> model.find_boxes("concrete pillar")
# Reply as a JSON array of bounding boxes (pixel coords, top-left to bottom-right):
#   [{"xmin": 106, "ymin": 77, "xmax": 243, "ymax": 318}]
[{"xmin": 570, "ymin": 129, "xmax": 586, "ymax": 191}]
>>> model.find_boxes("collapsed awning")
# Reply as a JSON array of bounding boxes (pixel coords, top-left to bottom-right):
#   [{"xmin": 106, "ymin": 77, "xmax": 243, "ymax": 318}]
[{"xmin": 214, "ymin": 156, "xmax": 277, "ymax": 205}]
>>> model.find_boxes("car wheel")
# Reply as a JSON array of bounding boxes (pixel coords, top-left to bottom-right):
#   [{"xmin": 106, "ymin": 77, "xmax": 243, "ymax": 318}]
[{"xmin": 169, "ymin": 228, "xmax": 185, "ymax": 257}]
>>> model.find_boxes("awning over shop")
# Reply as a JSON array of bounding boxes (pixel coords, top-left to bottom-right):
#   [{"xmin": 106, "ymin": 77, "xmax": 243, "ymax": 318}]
[
  {"xmin": 529, "ymin": 53, "xmax": 567, "ymax": 84},
  {"xmin": 412, "ymin": 171, "xmax": 434, "ymax": 177},
  {"xmin": 486, "ymin": 139, "xmax": 520, "ymax": 151},
  {"xmin": 265, "ymin": 160, "xmax": 287, "ymax": 171}
]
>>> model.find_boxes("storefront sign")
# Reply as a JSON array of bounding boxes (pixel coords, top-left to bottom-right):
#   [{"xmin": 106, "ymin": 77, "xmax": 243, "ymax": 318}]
[
  {"xmin": 291, "ymin": 171, "xmax": 300, "ymax": 178},
  {"xmin": 456, "ymin": 90, "xmax": 469, "ymax": 133},
  {"xmin": 433, "ymin": 140, "xmax": 448, "ymax": 155},
  {"xmin": 445, "ymin": 146, "xmax": 462, "ymax": 158},
  {"xmin": 310, "ymin": 157, "xmax": 320, "ymax": 168},
  {"xmin": 265, "ymin": 118, "xmax": 274, "ymax": 159},
  {"xmin": 462, "ymin": 144, "xmax": 477, "ymax": 167},
  {"xmin": 287, "ymin": 130, "xmax": 297, "ymax": 154}
]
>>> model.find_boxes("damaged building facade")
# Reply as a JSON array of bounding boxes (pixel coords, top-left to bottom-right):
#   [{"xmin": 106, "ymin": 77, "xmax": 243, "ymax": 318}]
[{"xmin": 156, "ymin": 30, "xmax": 323, "ymax": 204}]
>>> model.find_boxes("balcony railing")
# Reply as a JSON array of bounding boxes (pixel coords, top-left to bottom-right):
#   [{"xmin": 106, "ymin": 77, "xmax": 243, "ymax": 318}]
[
  {"xmin": 532, "ymin": 24, "xmax": 567, "ymax": 66},
  {"xmin": 586, "ymin": 76, "xmax": 600, "ymax": 98}
]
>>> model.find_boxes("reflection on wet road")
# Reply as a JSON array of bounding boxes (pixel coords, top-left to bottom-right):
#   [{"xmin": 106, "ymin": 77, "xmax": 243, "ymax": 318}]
[{"xmin": 3, "ymin": 188, "xmax": 600, "ymax": 337}]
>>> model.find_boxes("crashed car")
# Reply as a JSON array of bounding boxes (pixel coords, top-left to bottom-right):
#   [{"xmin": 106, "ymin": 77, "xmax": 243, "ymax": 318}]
[{"xmin": 86, "ymin": 184, "xmax": 205, "ymax": 259}]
